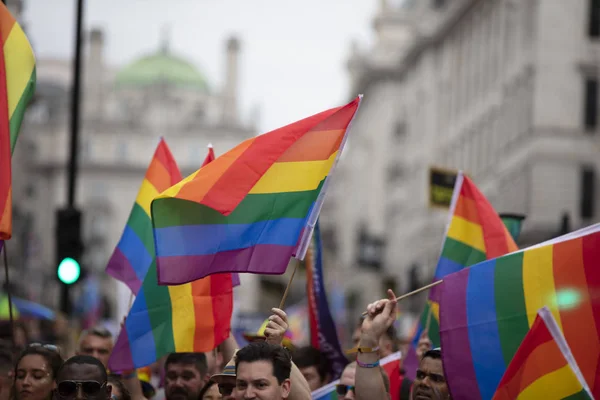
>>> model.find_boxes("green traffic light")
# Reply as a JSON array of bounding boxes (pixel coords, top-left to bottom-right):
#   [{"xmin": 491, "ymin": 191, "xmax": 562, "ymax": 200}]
[{"xmin": 57, "ymin": 257, "xmax": 81, "ymax": 284}]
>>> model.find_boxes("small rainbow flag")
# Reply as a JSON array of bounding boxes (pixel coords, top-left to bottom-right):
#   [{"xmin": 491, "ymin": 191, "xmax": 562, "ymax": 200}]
[
  {"xmin": 405, "ymin": 171, "xmax": 517, "ymax": 378},
  {"xmin": 0, "ymin": 3, "xmax": 36, "ymax": 240},
  {"xmin": 440, "ymin": 224, "xmax": 600, "ymax": 399},
  {"xmin": 108, "ymin": 145, "xmax": 234, "ymax": 370},
  {"xmin": 152, "ymin": 96, "xmax": 362, "ymax": 285},
  {"xmin": 106, "ymin": 138, "xmax": 181, "ymax": 294},
  {"xmin": 492, "ymin": 306, "xmax": 592, "ymax": 400}
]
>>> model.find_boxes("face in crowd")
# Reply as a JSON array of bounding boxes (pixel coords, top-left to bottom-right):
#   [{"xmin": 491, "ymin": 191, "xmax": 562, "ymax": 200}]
[
  {"xmin": 293, "ymin": 346, "xmax": 331, "ymax": 392},
  {"xmin": 13, "ymin": 346, "xmax": 63, "ymax": 400},
  {"xmin": 234, "ymin": 342, "xmax": 291, "ymax": 400},
  {"xmin": 412, "ymin": 350, "xmax": 449, "ymax": 400},
  {"xmin": 54, "ymin": 355, "xmax": 111, "ymax": 400},
  {"xmin": 77, "ymin": 327, "xmax": 114, "ymax": 368},
  {"xmin": 164, "ymin": 353, "xmax": 208, "ymax": 400}
]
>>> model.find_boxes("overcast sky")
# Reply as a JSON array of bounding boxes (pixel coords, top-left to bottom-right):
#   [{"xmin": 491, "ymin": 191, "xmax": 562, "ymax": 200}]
[{"xmin": 23, "ymin": 0, "xmax": 379, "ymax": 132}]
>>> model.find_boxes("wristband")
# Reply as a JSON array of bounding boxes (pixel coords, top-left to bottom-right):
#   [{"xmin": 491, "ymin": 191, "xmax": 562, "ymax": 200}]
[
  {"xmin": 356, "ymin": 358, "xmax": 380, "ymax": 368},
  {"xmin": 346, "ymin": 346, "xmax": 380, "ymax": 355}
]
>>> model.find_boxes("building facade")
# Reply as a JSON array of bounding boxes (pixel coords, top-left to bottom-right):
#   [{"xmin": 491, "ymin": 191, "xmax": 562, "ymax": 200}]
[
  {"xmin": 332, "ymin": 0, "xmax": 600, "ymax": 335},
  {"xmin": 12, "ymin": 26, "xmax": 262, "ymax": 320}
]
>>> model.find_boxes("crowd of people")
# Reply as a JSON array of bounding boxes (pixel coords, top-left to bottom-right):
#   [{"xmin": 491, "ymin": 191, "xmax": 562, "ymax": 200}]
[{"xmin": 0, "ymin": 290, "xmax": 449, "ymax": 400}]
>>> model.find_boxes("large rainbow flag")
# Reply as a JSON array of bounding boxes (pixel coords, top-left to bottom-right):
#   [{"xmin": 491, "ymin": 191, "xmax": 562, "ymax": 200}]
[
  {"xmin": 106, "ymin": 138, "xmax": 181, "ymax": 294},
  {"xmin": 152, "ymin": 96, "xmax": 362, "ymax": 285},
  {"xmin": 405, "ymin": 171, "xmax": 518, "ymax": 378},
  {"xmin": 440, "ymin": 223, "xmax": 600, "ymax": 399},
  {"xmin": 492, "ymin": 306, "xmax": 592, "ymax": 400},
  {"xmin": 0, "ymin": 3, "xmax": 36, "ymax": 240}
]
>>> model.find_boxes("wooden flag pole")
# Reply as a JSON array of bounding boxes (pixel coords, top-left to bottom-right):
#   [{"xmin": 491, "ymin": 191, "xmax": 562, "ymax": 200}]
[
  {"xmin": 362, "ymin": 280, "xmax": 443, "ymax": 316},
  {"xmin": 2, "ymin": 244, "xmax": 15, "ymax": 348},
  {"xmin": 278, "ymin": 259, "xmax": 300, "ymax": 310}
]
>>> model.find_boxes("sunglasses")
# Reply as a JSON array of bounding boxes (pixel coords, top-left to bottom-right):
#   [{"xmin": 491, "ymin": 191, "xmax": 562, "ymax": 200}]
[
  {"xmin": 218, "ymin": 384, "xmax": 234, "ymax": 396},
  {"xmin": 57, "ymin": 380, "xmax": 106, "ymax": 397},
  {"xmin": 335, "ymin": 385, "xmax": 355, "ymax": 396},
  {"xmin": 29, "ymin": 343, "xmax": 60, "ymax": 353}
]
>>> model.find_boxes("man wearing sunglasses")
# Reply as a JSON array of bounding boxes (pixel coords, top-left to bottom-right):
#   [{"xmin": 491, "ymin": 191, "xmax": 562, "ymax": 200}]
[{"xmin": 55, "ymin": 355, "xmax": 111, "ymax": 400}]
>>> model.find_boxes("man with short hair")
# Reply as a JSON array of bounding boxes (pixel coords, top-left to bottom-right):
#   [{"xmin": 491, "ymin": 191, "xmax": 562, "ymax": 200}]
[
  {"xmin": 412, "ymin": 349, "xmax": 449, "ymax": 400},
  {"xmin": 54, "ymin": 355, "xmax": 111, "ymax": 400},
  {"xmin": 77, "ymin": 326, "xmax": 113, "ymax": 368},
  {"xmin": 164, "ymin": 353, "xmax": 208, "ymax": 400},
  {"xmin": 292, "ymin": 346, "xmax": 330, "ymax": 391},
  {"xmin": 234, "ymin": 342, "xmax": 292, "ymax": 400}
]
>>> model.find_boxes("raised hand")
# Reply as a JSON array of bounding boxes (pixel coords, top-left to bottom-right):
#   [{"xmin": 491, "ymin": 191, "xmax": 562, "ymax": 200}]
[
  {"xmin": 360, "ymin": 289, "xmax": 397, "ymax": 347},
  {"xmin": 264, "ymin": 308, "xmax": 289, "ymax": 347}
]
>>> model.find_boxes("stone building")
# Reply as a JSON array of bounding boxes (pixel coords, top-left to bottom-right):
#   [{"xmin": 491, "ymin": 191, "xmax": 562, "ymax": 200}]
[
  {"xmin": 13, "ymin": 24, "xmax": 261, "ymax": 320},
  {"xmin": 331, "ymin": 0, "xmax": 600, "ymax": 334}
]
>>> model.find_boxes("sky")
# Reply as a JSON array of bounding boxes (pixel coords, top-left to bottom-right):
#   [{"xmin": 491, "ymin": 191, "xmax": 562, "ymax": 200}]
[{"xmin": 23, "ymin": 0, "xmax": 379, "ymax": 132}]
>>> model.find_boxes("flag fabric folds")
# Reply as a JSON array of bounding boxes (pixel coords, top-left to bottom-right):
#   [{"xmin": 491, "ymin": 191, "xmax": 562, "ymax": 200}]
[
  {"xmin": 0, "ymin": 3, "xmax": 36, "ymax": 240},
  {"xmin": 405, "ymin": 172, "xmax": 518, "ymax": 378},
  {"xmin": 306, "ymin": 220, "xmax": 348, "ymax": 380},
  {"xmin": 492, "ymin": 306, "xmax": 592, "ymax": 400},
  {"xmin": 152, "ymin": 96, "xmax": 362, "ymax": 286},
  {"xmin": 440, "ymin": 224, "xmax": 600, "ymax": 399},
  {"xmin": 108, "ymin": 143, "xmax": 234, "ymax": 371},
  {"xmin": 106, "ymin": 138, "xmax": 182, "ymax": 294}
]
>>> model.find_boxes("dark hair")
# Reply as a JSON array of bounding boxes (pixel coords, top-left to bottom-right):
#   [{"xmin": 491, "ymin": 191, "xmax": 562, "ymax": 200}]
[
  {"xmin": 197, "ymin": 380, "xmax": 216, "ymax": 399},
  {"xmin": 235, "ymin": 342, "xmax": 291, "ymax": 385},
  {"xmin": 12, "ymin": 346, "xmax": 64, "ymax": 400},
  {"xmin": 292, "ymin": 346, "xmax": 330, "ymax": 382},
  {"xmin": 57, "ymin": 355, "xmax": 107, "ymax": 383},
  {"xmin": 0, "ymin": 339, "xmax": 13, "ymax": 373},
  {"xmin": 108, "ymin": 375, "xmax": 132, "ymax": 400},
  {"xmin": 422, "ymin": 349, "xmax": 442, "ymax": 361},
  {"xmin": 165, "ymin": 353, "xmax": 208, "ymax": 377}
]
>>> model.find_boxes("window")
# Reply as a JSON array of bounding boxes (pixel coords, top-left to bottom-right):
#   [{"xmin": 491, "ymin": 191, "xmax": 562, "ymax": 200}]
[
  {"xmin": 590, "ymin": 0, "xmax": 600, "ymax": 38},
  {"xmin": 584, "ymin": 78, "xmax": 598, "ymax": 131},
  {"xmin": 581, "ymin": 166, "xmax": 596, "ymax": 219}
]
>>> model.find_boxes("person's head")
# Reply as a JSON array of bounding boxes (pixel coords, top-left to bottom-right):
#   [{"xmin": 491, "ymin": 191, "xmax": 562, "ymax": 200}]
[
  {"xmin": 292, "ymin": 347, "xmax": 330, "ymax": 391},
  {"xmin": 337, "ymin": 362, "xmax": 389, "ymax": 400},
  {"xmin": 198, "ymin": 381, "xmax": 221, "ymax": 400},
  {"xmin": 234, "ymin": 342, "xmax": 292, "ymax": 400},
  {"xmin": 164, "ymin": 353, "xmax": 208, "ymax": 400},
  {"xmin": 107, "ymin": 376, "xmax": 131, "ymax": 400},
  {"xmin": 13, "ymin": 345, "xmax": 64, "ymax": 400},
  {"xmin": 77, "ymin": 327, "xmax": 113, "ymax": 368},
  {"xmin": 55, "ymin": 355, "xmax": 110, "ymax": 400},
  {"xmin": 210, "ymin": 351, "xmax": 236, "ymax": 400},
  {"xmin": 378, "ymin": 326, "xmax": 398, "ymax": 358},
  {"xmin": 413, "ymin": 349, "xmax": 449, "ymax": 400}
]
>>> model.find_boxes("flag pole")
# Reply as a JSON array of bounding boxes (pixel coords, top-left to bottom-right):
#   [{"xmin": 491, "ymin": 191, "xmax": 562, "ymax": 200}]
[
  {"xmin": 361, "ymin": 280, "xmax": 443, "ymax": 316},
  {"xmin": 2, "ymin": 245, "xmax": 15, "ymax": 348},
  {"xmin": 278, "ymin": 259, "xmax": 300, "ymax": 309}
]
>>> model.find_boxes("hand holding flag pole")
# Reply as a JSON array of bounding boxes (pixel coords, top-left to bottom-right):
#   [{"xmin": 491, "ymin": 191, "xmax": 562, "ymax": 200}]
[{"xmin": 361, "ymin": 280, "xmax": 443, "ymax": 316}]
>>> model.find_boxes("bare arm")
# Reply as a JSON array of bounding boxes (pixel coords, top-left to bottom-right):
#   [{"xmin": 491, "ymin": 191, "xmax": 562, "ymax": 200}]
[
  {"xmin": 288, "ymin": 361, "xmax": 311, "ymax": 400},
  {"xmin": 354, "ymin": 290, "xmax": 397, "ymax": 400},
  {"xmin": 219, "ymin": 332, "xmax": 239, "ymax": 367},
  {"xmin": 121, "ymin": 372, "xmax": 148, "ymax": 400}
]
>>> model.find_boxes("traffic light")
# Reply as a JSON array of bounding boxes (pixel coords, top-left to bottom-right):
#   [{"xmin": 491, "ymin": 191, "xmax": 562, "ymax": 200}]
[{"xmin": 56, "ymin": 207, "xmax": 84, "ymax": 314}]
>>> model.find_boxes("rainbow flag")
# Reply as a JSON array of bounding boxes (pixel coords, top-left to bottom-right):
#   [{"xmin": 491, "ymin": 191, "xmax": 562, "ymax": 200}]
[
  {"xmin": 152, "ymin": 96, "xmax": 362, "ymax": 285},
  {"xmin": 108, "ymin": 144, "xmax": 234, "ymax": 371},
  {"xmin": 440, "ymin": 224, "xmax": 600, "ymax": 399},
  {"xmin": 106, "ymin": 138, "xmax": 182, "ymax": 294},
  {"xmin": 405, "ymin": 172, "xmax": 518, "ymax": 378},
  {"xmin": 492, "ymin": 306, "xmax": 592, "ymax": 400},
  {"xmin": 500, "ymin": 213, "xmax": 526, "ymax": 243},
  {"xmin": 0, "ymin": 3, "xmax": 36, "ymax": 240}
]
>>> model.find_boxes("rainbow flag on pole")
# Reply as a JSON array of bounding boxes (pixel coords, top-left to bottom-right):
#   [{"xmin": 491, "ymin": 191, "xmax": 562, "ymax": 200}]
[
  {"xmin": 0, "ymin": 3, "xmax": 36, "ymax": 240},
  {"xmin": 152, "ymin": 96, "xmax": 362, "ymax": 285},
  {"xmin": 440, "ymin": 224, "xmax": 600, "ymax": 399},
  {"xmin": 405, "ymin": 171, "xmax": 518, "ymax": 378},
  {"xmin": 492, "ymin": 306, "xmax": 592, "ymax": 400},
  {"xmin": 106, "ymin": 138, "xmax": 181, "ymax": 294}
]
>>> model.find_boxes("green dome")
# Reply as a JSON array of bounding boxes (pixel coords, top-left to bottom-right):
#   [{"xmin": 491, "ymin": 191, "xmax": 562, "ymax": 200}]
[{"xmin": 115, "ymin": 50, "xmax": 209, "ymax": 92}]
